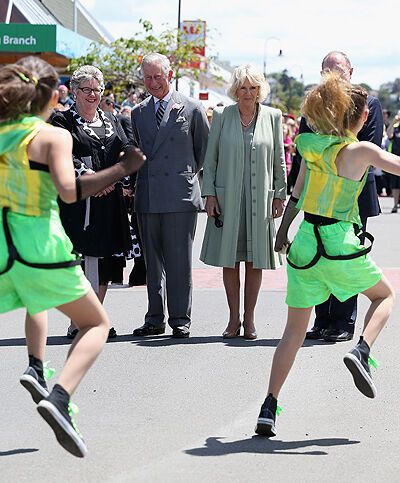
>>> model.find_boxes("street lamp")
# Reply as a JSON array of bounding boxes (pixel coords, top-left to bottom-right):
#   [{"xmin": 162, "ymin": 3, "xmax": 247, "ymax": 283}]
[{"xmin": 263, "ymin": 37, "xmax": 283, "ymax": 79}]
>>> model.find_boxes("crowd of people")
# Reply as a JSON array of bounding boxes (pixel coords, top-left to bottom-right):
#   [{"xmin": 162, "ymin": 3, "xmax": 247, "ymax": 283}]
[{"xmin": 2, "ymin": 49, "xmax": 400, "ymax": 457}]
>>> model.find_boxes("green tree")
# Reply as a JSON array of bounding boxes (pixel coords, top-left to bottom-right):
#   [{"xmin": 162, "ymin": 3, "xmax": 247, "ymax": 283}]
[
  {"xmin": 68, "ymin": 19, "xmax": 208, "ymax": 99},
  {"xmin": 378, "ymin": 79, "xmax": 400, "ymax": 115},
  {"xmin": 267, "ymin": 70, "xmax": 305, "ymax": 115}
]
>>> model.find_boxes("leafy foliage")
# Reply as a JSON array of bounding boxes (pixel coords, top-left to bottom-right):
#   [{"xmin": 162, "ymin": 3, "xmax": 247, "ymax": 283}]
[
  {"xmin": 68, "ymin": 19, "xmax": 207, "ymax": 98},
  {"xmin": 267, "ymin": 70, "xmax": 305, "ymax": 115}
]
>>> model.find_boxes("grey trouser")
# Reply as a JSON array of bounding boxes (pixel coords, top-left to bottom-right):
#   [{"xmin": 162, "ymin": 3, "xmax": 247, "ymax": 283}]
[{"xmin": 137, "ymin": 212, "xmax": 197, "ymax": 328}]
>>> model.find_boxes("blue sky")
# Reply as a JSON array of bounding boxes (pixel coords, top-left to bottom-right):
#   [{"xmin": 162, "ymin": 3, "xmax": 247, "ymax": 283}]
[{"xmin": 81, "ymin": 0, "xmax": 399, "ymax": 90}]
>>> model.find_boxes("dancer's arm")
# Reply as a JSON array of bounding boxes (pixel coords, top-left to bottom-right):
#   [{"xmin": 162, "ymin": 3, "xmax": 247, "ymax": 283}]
[
  {"xmin": 42, "ymin": 126, "xmax": 145, "ymax": 203},
  {"xmin": 344, "ymin": 141, "xmax": 400, "ymax": 178},
  {"xmin": 274, "ymin": 160, "xmax": 306, "ymax": 253}
]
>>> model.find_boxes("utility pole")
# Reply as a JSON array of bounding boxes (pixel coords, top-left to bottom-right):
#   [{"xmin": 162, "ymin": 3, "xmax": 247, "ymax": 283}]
[{"xmin": 175, "ymin": 0, "xmax": 181, "ymax": 91}]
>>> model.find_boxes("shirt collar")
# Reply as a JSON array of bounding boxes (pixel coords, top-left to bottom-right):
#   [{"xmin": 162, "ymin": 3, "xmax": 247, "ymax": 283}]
[{"xmin": 153, "ymin": 87, "xmax": 173, "ymax": 106}]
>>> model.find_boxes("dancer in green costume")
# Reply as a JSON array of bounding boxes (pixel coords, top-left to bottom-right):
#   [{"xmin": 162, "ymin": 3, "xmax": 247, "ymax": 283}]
[
  {"xmin": 0, "ymin": 57, "xmax": 144, "ymax": 456},
  {"xmin": 255, "ymin": 72, "xmax": 400, "ymax": 437}
]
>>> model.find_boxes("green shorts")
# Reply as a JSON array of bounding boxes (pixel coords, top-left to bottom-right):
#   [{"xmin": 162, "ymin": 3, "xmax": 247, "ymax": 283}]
[
  {"xmin": 286, "ymin": 220, "xmax": 382, "ymax": 308},
  {"xmin": 0, "ymin": 209, "xmax": 91, "ymax": 315}
]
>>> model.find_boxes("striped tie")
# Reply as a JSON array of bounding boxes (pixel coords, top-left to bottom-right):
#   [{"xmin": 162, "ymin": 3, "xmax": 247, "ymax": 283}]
[{"xmin": 156, "ymin": 100, "xmax": 165, "ymax": 127}]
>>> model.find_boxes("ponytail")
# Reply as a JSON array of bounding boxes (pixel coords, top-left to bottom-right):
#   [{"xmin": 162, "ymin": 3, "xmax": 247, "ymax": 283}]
[
  {"xmin": 0, "ymin": 56, "xmax": 58, "ymax": 121},
  {"xmin": 301, "ymin": 72, "xmax": 368, "ymax": 137}
]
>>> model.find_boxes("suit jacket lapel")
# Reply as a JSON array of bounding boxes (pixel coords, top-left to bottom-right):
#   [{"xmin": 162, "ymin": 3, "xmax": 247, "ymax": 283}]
[{"xmin": 151, "ymin": 91, "xmax": 183, "ymax": 156}]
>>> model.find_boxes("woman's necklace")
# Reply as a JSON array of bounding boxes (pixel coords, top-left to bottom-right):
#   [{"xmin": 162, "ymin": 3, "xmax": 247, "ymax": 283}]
[
  {"xmin": 80, "ymin": 111, "xmax": 99, "ymax": 124},
  {"xmin": 240, "ymin": 106, "xmax": 257, "ymax": 128}
]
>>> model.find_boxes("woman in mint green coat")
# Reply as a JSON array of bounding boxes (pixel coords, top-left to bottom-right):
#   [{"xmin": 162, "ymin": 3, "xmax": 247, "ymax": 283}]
[{"xmin": 200, "ymin": 65, "xmax": 287, "ymax": 340}]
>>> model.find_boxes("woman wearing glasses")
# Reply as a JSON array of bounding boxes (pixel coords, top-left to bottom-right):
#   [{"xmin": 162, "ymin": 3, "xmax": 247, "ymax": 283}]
[
  {"xmin": 201, "ymin": 65, "xmax": 286, "ymax": 339},
  {"xmin": 52, "ymin": 65, "xmax": 135, "ymax": 339}
]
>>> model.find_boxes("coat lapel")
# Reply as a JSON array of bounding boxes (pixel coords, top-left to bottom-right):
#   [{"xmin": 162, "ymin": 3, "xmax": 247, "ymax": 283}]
[{"xmin": 151, "ymin": 91, "xmax": 184, "ymax": 156}]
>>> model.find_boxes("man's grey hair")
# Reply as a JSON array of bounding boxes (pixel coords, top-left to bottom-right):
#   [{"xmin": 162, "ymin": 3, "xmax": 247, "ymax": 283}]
[
  {"xmin": 70, "ymin": 65, "xmax": 105, "ymax": 95},
  {"xmin": 321, "ymin": 51, "xmax": 352, "ymax": 70},
  {"xmin": 140, "ymin": 53, "xmax": 171, "ymax": 77}
]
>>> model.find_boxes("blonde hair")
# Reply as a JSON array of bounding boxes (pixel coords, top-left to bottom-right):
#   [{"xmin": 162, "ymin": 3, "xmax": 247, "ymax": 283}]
[
  {"xmin": 301, "ymin": 72, "xmax": 368, "ymax": 137},
  {"xmin": 228, "ymin": 64, "xmax": 270, "ymax": 102}
]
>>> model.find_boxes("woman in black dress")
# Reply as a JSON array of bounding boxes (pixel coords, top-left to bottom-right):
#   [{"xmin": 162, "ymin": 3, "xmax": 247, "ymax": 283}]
[{"xmin": 52, "ymin": 65, "xmax": 138, "ymax": 338}]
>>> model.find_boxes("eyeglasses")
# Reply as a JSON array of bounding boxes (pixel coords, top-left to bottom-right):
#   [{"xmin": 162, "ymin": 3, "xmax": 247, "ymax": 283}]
[
  {"xmin": 214, "ymin": 216, "xmax": 223, "ymax": 228},
  {"xmin": 78, "ymin": 87, "xmax": 104, "ymax": 95}
]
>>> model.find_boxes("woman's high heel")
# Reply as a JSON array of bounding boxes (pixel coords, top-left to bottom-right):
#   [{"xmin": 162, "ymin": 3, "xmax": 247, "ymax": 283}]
[
  {"xmin": 222, "ymin": 324, "xmax": 241, "ymax": 339},
  {"xmin": 243, "ymin": 330, "xmax": 257, "ymax": 340},
  {"xmin": 243, "ymin": 321, "xmax": 257, "ymax": 340}
]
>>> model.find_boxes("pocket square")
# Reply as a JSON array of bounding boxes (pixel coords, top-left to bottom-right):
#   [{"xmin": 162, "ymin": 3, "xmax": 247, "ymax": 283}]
[{"xmin": 176, "ymin": 115, "xmax": 187, "ymax": 122}]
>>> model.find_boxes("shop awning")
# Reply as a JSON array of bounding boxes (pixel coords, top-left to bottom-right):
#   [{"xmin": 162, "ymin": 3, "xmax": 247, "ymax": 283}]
[{"xmin": 0, "ymin": 23, "xmax": 93, "ymax": 67}]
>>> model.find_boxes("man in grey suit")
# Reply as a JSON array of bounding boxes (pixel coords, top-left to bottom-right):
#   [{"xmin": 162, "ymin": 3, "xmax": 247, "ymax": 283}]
[{"xmin": 131, "ymin": 52, "xmax": 209, "ymax": 338}]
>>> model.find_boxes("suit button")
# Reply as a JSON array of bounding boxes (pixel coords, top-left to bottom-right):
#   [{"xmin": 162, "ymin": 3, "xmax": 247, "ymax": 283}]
[
  {"xmin": 170, "ymin": 137, "xmax": 174, "ymax": 141},
  {"xmin": 101, "ymin": 146, "xmax": 105, "ymax": 150},
  {"xmin": 164, "ymin": 155, "xmax": 168, "ymax": 159},
  {"xmin": 164, "ymin": 173, "xmax": 169, "ymax": 176}
]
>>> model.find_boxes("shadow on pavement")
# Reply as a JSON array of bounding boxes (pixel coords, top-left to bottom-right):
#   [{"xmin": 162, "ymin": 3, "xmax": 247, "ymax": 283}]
[
  {"xmin": 0, "ymin": 336, "xmax": 70, "ymax": 347},
  {"xmin": 185, "ymin": 436, "xmax": 360, "ymax": 457},
  {"xmin": 0, "ymin": 334, "xmax": 339, "ymax": 348},
  {"xmin": 0, "ymin": 448, "xmax": 39, "ymax": 457},
  {"xmin": 129, "ymin": 336, "xmax": 282, "ymax": 347}
]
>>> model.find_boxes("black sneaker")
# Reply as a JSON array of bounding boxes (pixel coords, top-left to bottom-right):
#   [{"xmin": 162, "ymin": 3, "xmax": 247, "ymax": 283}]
[
  {"xmin": 343, "ymin": 336, "xmax": 377, "ymax": 398},
  {"xmin": 255, "ymin": 393, "xmax": 277, "ymax": 437},
  {"xmin": 20, "ymin": 366, "xmax": 49, "ymax": 404},
  {"xmin": 37, "ymin": 393, "xmax": 87, "ymax": 458}
]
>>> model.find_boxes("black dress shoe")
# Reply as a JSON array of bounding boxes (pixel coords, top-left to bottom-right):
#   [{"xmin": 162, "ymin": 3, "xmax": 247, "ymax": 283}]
[
  {"xmin": 324, "ymin": 329, "xmax": 353, "ymax": 342},
  {"xmin": 171, "ymin": 326, "xmax": 190, "ymax": 338},
  {"xmin": 132, "ymin": 323, "xmax": 165, "ymax": 337},
  {"xmin": 305, "ymin": 327, "xmax": 326, "ymax": 340}
]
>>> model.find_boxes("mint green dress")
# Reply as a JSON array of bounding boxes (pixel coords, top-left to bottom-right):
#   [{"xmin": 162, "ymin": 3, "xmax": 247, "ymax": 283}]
[{"xmin": 236, "ymin": 119, "xmax": 255, "ymax": 262}]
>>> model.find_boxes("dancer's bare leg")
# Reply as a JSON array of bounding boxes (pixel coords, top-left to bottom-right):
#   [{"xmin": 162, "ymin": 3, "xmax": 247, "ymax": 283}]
[
  {"xmin": 56, "ymin": 289, "xmax": 109, "ymax": 395},
  {"xmin": 68, "ymin": 284, "xmax": 108, "ymax": 333},
  {"xmin": 267, "ymin": 306, "xmax": 313, "ymax": 397},
  {"xmin": 361, "ymin": 275, "xmax": 395, "ymax": 348},
  {"xmin": 25, "ymin": 311, "xmax": 48, "ymax": 361}
]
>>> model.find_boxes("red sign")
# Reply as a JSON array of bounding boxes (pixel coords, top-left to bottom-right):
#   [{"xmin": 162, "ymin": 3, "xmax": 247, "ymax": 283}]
[
  {"xmin": 199, "ymin": 92, "xmax": 209, "ymax": 100},
  {"xmin": 181, "ymin": 20, "xmax": 206, "ymax": 58}
]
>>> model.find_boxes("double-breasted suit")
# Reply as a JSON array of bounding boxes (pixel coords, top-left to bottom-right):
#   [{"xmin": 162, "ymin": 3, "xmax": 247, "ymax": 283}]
[{"xmin": 131, "ymin": 89, "xmax": 209, "ymax": 328}]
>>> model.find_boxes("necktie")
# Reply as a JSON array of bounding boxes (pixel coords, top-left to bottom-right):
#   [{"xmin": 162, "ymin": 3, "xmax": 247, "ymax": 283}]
[{"xmin": 156, "ymin": 100, "xmax": 165, "ymax": 127}]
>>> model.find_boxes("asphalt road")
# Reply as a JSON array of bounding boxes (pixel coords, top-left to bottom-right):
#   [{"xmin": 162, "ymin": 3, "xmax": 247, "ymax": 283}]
[{"xmin": 1, "ymin": 196, "xmax": 400, "ymax": 482}]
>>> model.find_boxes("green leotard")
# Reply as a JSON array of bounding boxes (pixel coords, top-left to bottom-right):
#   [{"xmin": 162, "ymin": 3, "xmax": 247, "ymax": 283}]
[{"xmin": 0, "ymin": 116, "xmax": 90, "ymax": 314}]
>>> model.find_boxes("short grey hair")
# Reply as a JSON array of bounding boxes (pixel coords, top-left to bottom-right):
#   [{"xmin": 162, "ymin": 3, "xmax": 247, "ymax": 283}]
[
  {"xmin": 227, "ymin": 65, "xmax": 270, "ymax": 102},
  {"xmin": 140, "ymin": 53, "xmax": 171, "ymax": 77},
  {"xmin": 70, "ymin": 65, "xmax": 105, "ymax": 95}
]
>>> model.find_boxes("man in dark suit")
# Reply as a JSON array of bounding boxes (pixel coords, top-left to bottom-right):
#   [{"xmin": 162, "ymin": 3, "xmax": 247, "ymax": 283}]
[
  {"xmin": 131, "ymin": 52, "xmax": 209, "ymax": 338},
  {"xmin": 302, "ymin": 51, "xmax": 383, "ymax": 342}
]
